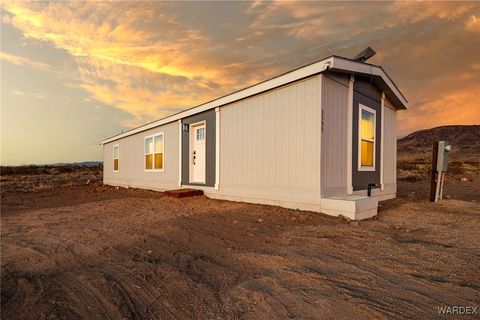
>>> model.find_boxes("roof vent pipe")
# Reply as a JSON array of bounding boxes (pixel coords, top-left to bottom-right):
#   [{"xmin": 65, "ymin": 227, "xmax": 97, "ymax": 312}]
[{"xmin": 353, "ymin": 47, "xmax": 376, "ymax": 63}]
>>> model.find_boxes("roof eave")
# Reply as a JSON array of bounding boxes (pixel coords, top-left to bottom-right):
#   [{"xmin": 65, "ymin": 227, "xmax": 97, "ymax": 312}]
[
  {"xmin": 101, "ymin": 56, "xmax": 334, "ymax": 144},
  {"xmin": 330, "ymin": 56, "xmax": 408, "ymax": 110},
  {"xmin": 101, "ymin": 55, "xmax": 408, "ymax": 144}
]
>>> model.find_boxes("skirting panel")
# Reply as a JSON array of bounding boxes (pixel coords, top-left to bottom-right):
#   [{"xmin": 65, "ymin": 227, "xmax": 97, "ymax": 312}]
[{"xmin": 205, "ymin": 192, "xmax": 322, "ymax": 213}]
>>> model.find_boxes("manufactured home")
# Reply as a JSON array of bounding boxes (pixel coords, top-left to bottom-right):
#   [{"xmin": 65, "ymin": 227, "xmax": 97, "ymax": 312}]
[{"xmin": 102, "ymin": 51, "xmax": 407, "ymax": 220}]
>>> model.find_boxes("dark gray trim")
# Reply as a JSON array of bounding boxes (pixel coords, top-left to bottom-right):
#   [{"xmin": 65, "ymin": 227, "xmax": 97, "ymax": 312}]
[
  {"xmin": 181, "ymin": 110, "xmax": 216, "ymax": 187},
  {"xmin": 352, "ymin": 75, "xmax": 381, "ymax": 191},
  {"xmin": 323, "ymin": 71, "xmax": 350, "ymax": 88}
]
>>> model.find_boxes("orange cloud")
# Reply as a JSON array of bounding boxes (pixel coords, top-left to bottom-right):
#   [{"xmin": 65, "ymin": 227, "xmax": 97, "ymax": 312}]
[
  {"xmin": 0, "ymin": 51, "xmax": 50, "ymax": 72},
  {"xmin": 2, "ymin": 1, "xmax": 247, "ymax": 128},
  {"xmin": 398, "ymin": 84, "xmax": 480, "ymax": 136},
  {"xmin": 466, "ymin": 15, "xmax": 480, "ymax": 32},
  {"xmin": 80, "ymin": 82, "xmax": 214, "ymax": 128},
  {"xmin": 2, "ymin": 2, "xmax": 220, "ymax": 81},
  {"xmin": 2, "ymin": 0, "xmax": 479, "ymax": 136}
]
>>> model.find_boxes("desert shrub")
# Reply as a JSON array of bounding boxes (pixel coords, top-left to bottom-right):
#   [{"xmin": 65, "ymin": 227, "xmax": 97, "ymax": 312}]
[
  {"xmin": 1, "ymin": 164, "xmax": 103, "ymax": 176},
  {"xmin": 464, "ymin": 161, "xmax": 479, "ymax": 167},
  {"xmin": 56, "ymin": 166, "xmax": 76, "ymax": 173},
  {"xmin": 1, "ymin": 165, "xmax": 42, "ymax": 175},
  {"xmin": 399, "ymin": 175, "xmax": 422, "ymax": 182},
  {"xmin": 413, "ymin": 158, "xmax": 428, "ymax": 164},
  {"xmin": 448, "ymin": 161, "xmax": 466, "ymax": 175},
  {"xmin": 397, "ymin": 161, "xmax": 418, "ymax": 171}
]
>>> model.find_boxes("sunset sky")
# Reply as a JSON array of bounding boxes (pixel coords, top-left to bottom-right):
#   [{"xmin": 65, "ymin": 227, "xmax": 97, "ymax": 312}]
[{"xmin": 1, "ymin": 1, "xmax": 479, "ymax": 165}]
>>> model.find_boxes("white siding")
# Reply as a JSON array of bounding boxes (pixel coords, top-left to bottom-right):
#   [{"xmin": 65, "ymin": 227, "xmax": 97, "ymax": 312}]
[
  {"xmin": 321, "ymin": 74, "xmax": 349, "ymax": 196},
  {"xmin": 214, "ymin": 76, "xmax": 322, "ymax": 208},
  {"xmin": 103, "ymin": 121, "xmax": 179, "ymax": 191},
  {"xmin": 383, "ymin": 101, "xmax": 397, "ymax": 193}
]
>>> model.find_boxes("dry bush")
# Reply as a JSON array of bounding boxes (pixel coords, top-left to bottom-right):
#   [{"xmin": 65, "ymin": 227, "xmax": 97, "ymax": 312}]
[
  {"xmin": 399, "ymin": 175, "xmax": 423, "ymax": 183},
  {"xmin": 1, "ymin": 164, "xmax": 103, "ymax": 193},
  {"xmin": 448, "ymin": 161, "xmax": 466, "ymax": 175},
  {"xmin": 397, "ymin": 161, "xmax": 418, "ymax": 171}
]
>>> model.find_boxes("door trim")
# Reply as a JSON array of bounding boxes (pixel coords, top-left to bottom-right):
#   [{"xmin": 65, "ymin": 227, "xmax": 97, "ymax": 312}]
[{"xmin": 189, "ymin": 120, "xmax": 207, "ymax": 184}]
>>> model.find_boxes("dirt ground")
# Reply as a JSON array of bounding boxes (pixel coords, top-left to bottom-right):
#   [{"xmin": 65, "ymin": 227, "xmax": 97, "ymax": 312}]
[{"xmin": 1, "ymin": 184, "xmax": 479, "ymax": 319}]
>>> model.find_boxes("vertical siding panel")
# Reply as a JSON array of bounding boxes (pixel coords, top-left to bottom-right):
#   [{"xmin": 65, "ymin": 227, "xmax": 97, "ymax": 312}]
[
  {"xmin": 284, "ymin": 87, "xmax": 290, "ymax": 187},
  {"xmin": 315, "ymin": 76, "xmax": 322, "ymax": 190},
  {"xmin": 226, "ymin": 105, "xmax": 232, "ymax": 185},
  {"xmin": 221, "ymin": 109, "xmax": 230, "ymax": 184},
  {"xmin": 289, "ymin": 84, "xmax": 297, "ymax": 187},
  {"xmin": 267, "ymin": 93, "xmax": 276, "ymax": 186},
  {"xmin": 230, "ymin": 108, "xmax": 235, "ymax": 184},
  {"xmin": 238, "ymin": 101, "xmax": 244, "ymax": 185},
  {"xmin": 252, "ymin": 95, "xmax": 262, "ymax": 185},
  {"xmin": 248, "ymin": 100, "xmax": 252, "ymax": 186},
  {"xmin": 261, "ymin": 95, "xmax": 267, "ymax": 185},
  {"xmin": 253, "ymin": 99, "xmax": 259, "ymax": 184},
  {"xmin": 310, "ymin": 78, "xmax": 315, "ymax": 189},
  {"xmin": 247, "ymin": 99, "xmax": 252, "ymax": 185},
  {"xmin": 274, "ymin": 90, "xmax": 281, "ymax": 186},
  {"xmin": 302, "ymin": 82, "xmax": 309, "ymax": 188},
  {"xmin": 321, "ymin": 75, "xmax": 349, "ymax": 196},
  {"xmin": 316, "ymin": 77, "xmax": 320, "ymax": 189},
  {"xmin": 383, "ymin": 105, "xmax": 396, "ymax": 187},
  {"xmin": 277, "ymin": 89, "xmax": 283, "ymax": 186},
  {"xmin": 311, "ymin": 79, "xmax": 316, "ymax": 188},
  {"xmin": 218, "ymin": 76, "xmax": 322, "ymax": 204},
  {"xmin": 241, "ymin": 100, "xmax": 246, "ymax": 185}
]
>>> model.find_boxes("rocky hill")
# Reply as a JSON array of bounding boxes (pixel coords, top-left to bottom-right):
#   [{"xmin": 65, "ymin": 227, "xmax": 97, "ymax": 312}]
[{"xmin": 398, "ymin": 125, "xmax": 480, "ymax": 163}]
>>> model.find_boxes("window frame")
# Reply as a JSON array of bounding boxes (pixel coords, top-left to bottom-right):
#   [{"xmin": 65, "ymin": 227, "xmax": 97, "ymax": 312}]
[
  {"xmin": 113, "ymin": 144, "xmax": 119, "ymax": 172},
  {"xmin": 144, "ymin": 132, "xmax": 165, "ymax": 172},
  {"xmin": 358, "ymin": 104, "xmax": 376, "ymax": 172}
]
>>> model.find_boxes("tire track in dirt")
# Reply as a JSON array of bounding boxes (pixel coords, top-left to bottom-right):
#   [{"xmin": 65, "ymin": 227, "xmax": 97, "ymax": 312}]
[{"xmin": 2, "ymin": 187, "xmax": 479, "ymax": 319}]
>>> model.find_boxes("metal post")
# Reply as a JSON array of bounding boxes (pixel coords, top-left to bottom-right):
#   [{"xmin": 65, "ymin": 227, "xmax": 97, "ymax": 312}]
[
  {"xmin": 439, "ymin": 172, "xmax": 445, "ymax": 200},
  {"xmin": 435, "ymin": 171, "xmax": 442, "ymax": 202},
  {"xmin": 429, "ymin": 141, "xmax": 439, "ymax": 202},
  {"xmin": 430, "ymin": 140, "xmax": 451, "ymax": 202}
]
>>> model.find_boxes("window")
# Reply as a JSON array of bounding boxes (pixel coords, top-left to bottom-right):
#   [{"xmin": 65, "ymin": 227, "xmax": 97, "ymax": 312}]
[
  {"xmin": 196, "ymin": 127, "xmax": 205, "ymax": 140},
  {"xmin": 359, "ymin": 105, "xmax": 376, "ymax": 170},
  {"xmin": 113, "ymin": 144, "xmax": 119, "ymax": 172},
  {"xmin": 145, "ymin": 133, "xmax": 164, "ymax": 171}
]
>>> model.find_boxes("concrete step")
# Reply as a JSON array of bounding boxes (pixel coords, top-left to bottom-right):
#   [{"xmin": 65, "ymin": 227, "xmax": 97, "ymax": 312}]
[{"xmin": 321, "ymin": 195, "xmax": 379, "ymax": 220}]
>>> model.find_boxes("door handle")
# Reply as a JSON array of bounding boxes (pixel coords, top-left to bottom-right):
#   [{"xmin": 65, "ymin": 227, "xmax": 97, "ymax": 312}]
[{"xmin": 193, "ymin": 151, "xmax": 196, "ymax": 165}]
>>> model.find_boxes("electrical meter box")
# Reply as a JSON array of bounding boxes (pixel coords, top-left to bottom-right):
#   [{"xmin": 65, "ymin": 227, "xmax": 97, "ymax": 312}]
[{"xmin": 436, "ymin": 140, "xmax": 451, "ymax": 172}]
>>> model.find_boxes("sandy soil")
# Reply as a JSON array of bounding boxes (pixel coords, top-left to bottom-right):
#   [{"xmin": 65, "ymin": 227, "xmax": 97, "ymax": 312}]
[
  {"xmin": 1, "ymin": 185, "xmax": 479, "ymax": 319},
  {"xmin": 397, "ymin": 178, "xmax": 480, "ymax": 203}
]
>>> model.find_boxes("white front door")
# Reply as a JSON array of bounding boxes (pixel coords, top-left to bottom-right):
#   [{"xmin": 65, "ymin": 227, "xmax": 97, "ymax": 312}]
[{"xmin": 190, "ymin": 123, "xmax": 206, "ymax": 183}]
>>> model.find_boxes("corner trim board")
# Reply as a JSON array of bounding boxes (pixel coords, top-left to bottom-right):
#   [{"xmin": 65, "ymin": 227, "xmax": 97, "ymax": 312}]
[
  {"xmin": 380, "ymin": 92, "xmax": 385, "ymax": 190},
  {"xmin": 347, "ymin": 74, "xmax": 354, "ymax": 194},
  {"xmin": 215, "ymin": 107, "xmax": 220, "ymax": 190},
  {"xmin": 178, "ymin": 119, "xmax": 182, "ymax": 187}
]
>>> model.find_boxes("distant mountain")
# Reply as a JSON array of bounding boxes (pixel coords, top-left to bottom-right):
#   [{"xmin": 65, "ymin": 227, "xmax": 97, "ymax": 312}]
[
  {"xmin": 50, "ymin": 161, "xmax": 103, "ymax": 167},
  {"xmin": 398, "ymin": 125, "xmax": 480, "ymax": 162}
]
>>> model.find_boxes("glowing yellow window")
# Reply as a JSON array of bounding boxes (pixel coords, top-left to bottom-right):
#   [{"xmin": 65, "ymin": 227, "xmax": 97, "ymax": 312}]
[
  {"xmin": 145, "ymin": 133, "xmax": 164, "ymax": 171},
  {"xmin": 359, "ymin": 106, "xmax": 375, "ymax": 169},
  {"xmin": 145, "ymin": 137, "xmax": 153, "ymax": 170},
  {"xmin": 154, "ymin": 135, "xmax": 163, "ymax": 170},
  {"xmin": 113, "ymin": 145, "xmax": 119, "ymax": 171}
]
